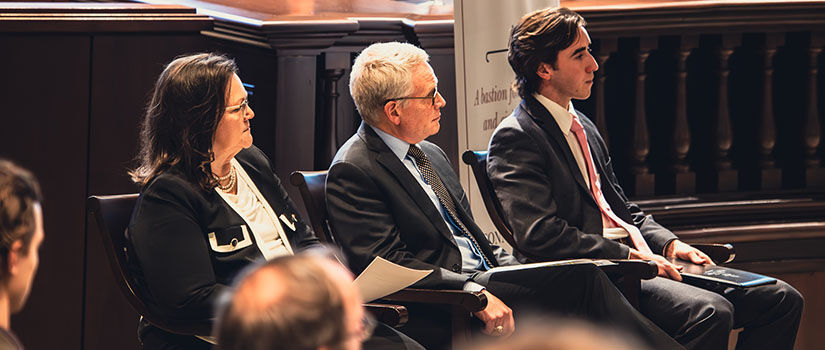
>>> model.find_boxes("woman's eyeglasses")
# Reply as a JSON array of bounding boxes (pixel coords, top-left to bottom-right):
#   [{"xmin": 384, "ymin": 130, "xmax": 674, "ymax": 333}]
[{"xmin": 226, "ymin": 99, "xmax": 250, "ymax": 114}]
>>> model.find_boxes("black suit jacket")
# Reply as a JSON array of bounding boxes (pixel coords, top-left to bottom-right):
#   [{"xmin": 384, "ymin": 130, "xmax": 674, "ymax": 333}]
[
  {"xmin": 487, "ymin": 96, "xmax": 676, "ymax": 262},
  {"xmin": 129, "ymin": 145, "xmax": 319, "ymax": 321},
  {"xmin": 326, "ymin": 122, "xmax": 519, "ymax": 290}
]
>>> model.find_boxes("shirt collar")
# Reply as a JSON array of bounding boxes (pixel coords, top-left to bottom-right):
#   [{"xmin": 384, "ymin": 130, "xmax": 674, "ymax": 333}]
[
  {"xmin": 370, "ymin": 124, "xmax": 413, "ymax": 161},
  {"xmin": 533, "ymin": 93, "xmax": 577, "ymax": 135}
]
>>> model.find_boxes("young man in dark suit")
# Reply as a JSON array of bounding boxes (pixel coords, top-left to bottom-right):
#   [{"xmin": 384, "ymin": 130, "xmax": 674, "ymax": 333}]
[
  {"xmin": 326, "ymin": 41, "xmax": 682, "ymax": 350},
  {"xmin": 487, "ymin": 7, "xmax": 803, "ymax": 350}
]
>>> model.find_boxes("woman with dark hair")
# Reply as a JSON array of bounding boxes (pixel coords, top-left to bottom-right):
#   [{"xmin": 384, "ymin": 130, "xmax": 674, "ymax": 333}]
[{"xmin": 128, "ymin": 53, "xmax": 321, "ymax": 349}]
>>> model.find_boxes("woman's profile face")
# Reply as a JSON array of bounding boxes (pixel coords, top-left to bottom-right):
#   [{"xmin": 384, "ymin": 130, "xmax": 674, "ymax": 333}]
[{"xmin": 213, "ymin": 73, "xmax": 255, "ymax": 160}]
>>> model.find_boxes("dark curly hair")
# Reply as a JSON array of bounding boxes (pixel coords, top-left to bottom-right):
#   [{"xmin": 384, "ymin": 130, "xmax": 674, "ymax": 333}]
[
  {"xmin": 130, "ymin": 53, "xmax": 238, "ymax": 191},
  {"xmin": 508, "ymin": 7, "xmax": 585, "ymax": 99}
]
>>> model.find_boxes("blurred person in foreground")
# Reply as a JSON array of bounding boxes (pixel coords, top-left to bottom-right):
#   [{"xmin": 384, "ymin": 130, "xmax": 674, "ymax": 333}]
[
  {"xmin": 0, "ymin": 160, "xmax": 45, "ymax": 350},
  {"xmin": 459, "ymin": 317, "xmax": 649, "ymax": 350},
  {"xmin": 128, "ymin": 53, "xmax": 420, "ymax": 349},
  {"xmin": 215, "ymin": 252, "xmax": 370, "ymax": 350}
]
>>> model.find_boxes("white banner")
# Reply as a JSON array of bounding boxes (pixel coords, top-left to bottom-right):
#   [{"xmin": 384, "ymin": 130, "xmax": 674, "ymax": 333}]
[{"xmin": 454, "ymin": 0, "xmax": 559, "ymax": 250}]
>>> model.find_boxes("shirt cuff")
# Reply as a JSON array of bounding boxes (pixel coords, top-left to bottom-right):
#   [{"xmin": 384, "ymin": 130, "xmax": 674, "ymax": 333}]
[
  {"xmin": 662, "ymin": 238, "xmax": 678, "ymax": 257},
  {"xmin": 463, "ymin": 281, "xmax": 486, "ymax": 293}
]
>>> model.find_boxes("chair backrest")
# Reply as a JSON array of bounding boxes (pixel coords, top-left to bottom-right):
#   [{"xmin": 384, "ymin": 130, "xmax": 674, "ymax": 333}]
[
  {"xmin": 87, "ymin": 194, "xmax": 210, "ymax": 336},
  {"xmin": 461, "ymin": 150, "xmax": 521, "ymax": 245},
  {"xmin": 462, "ymin": 150, "xmax": 549, "ymax": 262},
  {"xmin": 289, "ymin": 171, "xmax": 334, "ymax": 243}
]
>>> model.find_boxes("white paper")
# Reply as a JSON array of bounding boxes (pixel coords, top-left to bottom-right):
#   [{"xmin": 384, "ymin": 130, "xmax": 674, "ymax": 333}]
[{"xmin": 353, "ymin": 256, "xmax": 432, "ymax": 302}]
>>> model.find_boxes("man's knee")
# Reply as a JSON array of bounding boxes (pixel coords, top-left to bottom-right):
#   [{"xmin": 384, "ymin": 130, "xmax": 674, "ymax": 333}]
[
  {"xmin": 774, "ymin": 280, "xmax": 804, "ymax": 315},
  {"xmin": 696, "ymin": 293, "xmax": 734, "ymax": 331}
]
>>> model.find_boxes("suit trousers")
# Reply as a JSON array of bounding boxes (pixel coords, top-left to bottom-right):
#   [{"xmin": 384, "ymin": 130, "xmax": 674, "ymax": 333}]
[
  {"xmin": 639, "ymin": 276, "xmax": 803, "ymax": 350},
  {"xmin": 479, "ymin": 263, "xmax": 684, "ymax": 350}
]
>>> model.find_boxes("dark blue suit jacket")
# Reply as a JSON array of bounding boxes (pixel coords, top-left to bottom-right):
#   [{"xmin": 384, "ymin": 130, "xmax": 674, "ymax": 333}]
[
  {"xmin": 326, "ymin": 122, "xmax": 519, "ymax": 290},
  {"xmin": 487, "ymin": 96, "xmax": 676, "ymax": 262}
]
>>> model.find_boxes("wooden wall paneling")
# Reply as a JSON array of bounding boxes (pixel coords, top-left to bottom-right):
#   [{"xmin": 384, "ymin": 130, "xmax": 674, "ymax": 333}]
[
  {"xmin": 0, "ymin": 33, "xmax": 91, "ymax": 350},
  {"xmin": 84, "ymin": 33, "xmax": 210, "ymax": 350},
  {"xmin": 273, "ymin": 52, "xmax": 319, "ymax": 209}
]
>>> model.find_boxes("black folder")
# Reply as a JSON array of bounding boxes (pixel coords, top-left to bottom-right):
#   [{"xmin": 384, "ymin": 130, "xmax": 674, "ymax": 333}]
[{"xmin": 669, "ymin": 258, "xmax": 777, "ymax": 289}]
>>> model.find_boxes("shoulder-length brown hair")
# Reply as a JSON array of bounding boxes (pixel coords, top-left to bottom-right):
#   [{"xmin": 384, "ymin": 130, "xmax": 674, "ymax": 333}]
[{"xmin": 130, "ymin": 53, "xmax": 238, "ymax": 191}]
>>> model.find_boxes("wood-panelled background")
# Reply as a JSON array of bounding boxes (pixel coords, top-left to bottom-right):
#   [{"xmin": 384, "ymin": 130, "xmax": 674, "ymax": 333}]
[{"xmin": 1, "ymin": 1, "xmax": 823, "ymax": 349}]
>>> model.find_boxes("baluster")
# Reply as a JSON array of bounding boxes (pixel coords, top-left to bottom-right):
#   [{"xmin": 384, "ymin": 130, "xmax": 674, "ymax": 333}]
[
  {"xmin": 628, "ymin": 37, "xmax": 656, "ymax": 196},
  {"xmin": 593, "ymin": 38, "xmax": 617, "ymax": 148},
  {"xmin": 711, "ymin": 35, "xmax": 739, "ymax": 191},
  {"xmin": 756, "ymin": 34, "xmax": 783, "ymax": 189},
  {"xmin": 662, "ymin": 36, "xmax": 698, "ymax": 194},
  {"xmin": 804, "ymin": 33, "xmax": 824, "ymax": 187}
]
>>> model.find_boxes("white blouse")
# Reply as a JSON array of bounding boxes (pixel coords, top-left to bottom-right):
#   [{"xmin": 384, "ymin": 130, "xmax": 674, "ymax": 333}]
[{"xmin": 215, "ymin": 158, "xmax": 294, "ymax": 260}]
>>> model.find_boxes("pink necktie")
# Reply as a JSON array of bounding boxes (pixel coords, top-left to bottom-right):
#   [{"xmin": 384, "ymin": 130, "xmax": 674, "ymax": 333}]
[{"xmin": 569, "ymin": 114, "xmax": 653, "ymax": 254}]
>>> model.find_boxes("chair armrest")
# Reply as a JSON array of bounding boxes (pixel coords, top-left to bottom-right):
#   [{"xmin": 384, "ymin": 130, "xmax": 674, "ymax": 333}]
[
  {"xmin": 379, "ymin": 288, "xmax": 488, "ymax": 313},
  {"xmin": 364, "ymin": 303, "xmax": 408, "ymax": 328},
  {"xmin": 692, "ymin": 243, "xmax": 735, "ymax": 264},
  {"xmin": 603, "ymin": 259, "xmax": 658, "ymax": 280}
]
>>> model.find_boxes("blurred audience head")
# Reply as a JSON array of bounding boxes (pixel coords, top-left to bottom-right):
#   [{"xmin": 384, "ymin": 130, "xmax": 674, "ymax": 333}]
[
  {"xmin": 0, "ymin": 159, "xmax": 44, "ymax": 322},
  {"xmin": 131, "ymin": 52, "xmax": 239, "ymax": 190},
  {"xmin": 349, "ymin": 42, "xmax": 430, "ymax": 126},
  {"xmin": 460, "ymin": 317, "xmax": 649, "ymax": 350},
  {"xmin": 508, "ymin": 7, "xmax": 586, "ymax": 99},
  {"xmin": 214, "ymin": 252, "xmax": 369, "ymax": 350}
]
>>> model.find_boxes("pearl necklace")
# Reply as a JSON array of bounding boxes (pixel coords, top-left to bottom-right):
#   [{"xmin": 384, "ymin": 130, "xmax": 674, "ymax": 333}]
[{"xmin": 216, "ymin": 164, "xmax": 236, "ymax": 192}]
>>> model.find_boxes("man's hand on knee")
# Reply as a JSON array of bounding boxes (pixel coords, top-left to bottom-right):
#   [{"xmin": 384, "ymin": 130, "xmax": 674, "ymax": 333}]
[{"xmin": 630, "ymin": 249, "xmax": 683, "ymax": 281}]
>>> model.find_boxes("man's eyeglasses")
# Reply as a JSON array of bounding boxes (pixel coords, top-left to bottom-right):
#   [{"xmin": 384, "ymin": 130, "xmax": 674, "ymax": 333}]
[
  {"xmin": 226, "ymin": 99, "xmax": 250, "ymax": 114},
  {"xmin": 384, "ymin": 87, "xmax": 439, "ymax": 107}
]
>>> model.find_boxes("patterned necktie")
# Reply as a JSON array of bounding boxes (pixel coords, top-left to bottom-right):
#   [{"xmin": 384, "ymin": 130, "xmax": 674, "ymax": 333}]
[
  {"xmin": 569, "ymin": 114, "xmax": 653, "ymax": 254},
  {"xmin": 407, "ymin": 144, "xmax": 495, "ymax": 268}
]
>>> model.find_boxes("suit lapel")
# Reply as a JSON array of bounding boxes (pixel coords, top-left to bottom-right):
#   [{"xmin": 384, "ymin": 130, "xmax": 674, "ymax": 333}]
[
  {"xmin": 359, "ymin": 124, "xmax": 458, "ymax": 245},
  {"xmin": 521, "ymin": 97, "xmax": 592, "ymax": 197}
]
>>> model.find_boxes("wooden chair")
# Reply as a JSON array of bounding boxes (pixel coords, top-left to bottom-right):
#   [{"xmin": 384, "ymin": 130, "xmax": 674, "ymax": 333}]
[
  {"xmin": 88, "ymin": 193, "xmax": 409, "ymax": 339},
  {"xmin": 87, "ymin": 194, "xmax": 212, "ymax": 337},
  {"xmin": 460, "ymin": 149, "xmax": 735, "ymax": 265}
]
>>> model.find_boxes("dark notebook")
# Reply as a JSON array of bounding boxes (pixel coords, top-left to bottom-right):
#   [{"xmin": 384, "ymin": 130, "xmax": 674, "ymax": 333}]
[{"xmin": 669, "ymin": 258, "xmax": 777, "ymax": 288}]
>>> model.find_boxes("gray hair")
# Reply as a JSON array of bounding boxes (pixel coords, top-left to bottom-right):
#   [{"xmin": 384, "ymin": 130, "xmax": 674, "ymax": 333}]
[{"xmin": 349, "ymin": 42, "xmax": 430, "ymax": 125}]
